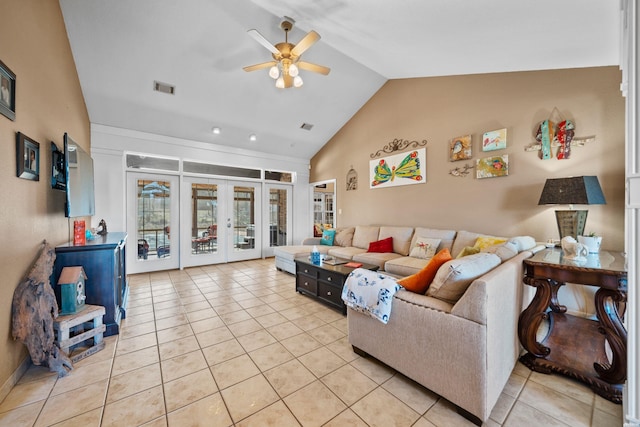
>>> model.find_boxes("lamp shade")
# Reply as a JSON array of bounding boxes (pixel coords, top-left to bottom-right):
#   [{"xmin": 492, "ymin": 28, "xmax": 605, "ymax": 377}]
[{"xmin": 538, "ymin": 176, "xmax": 606, "ymax": 206}]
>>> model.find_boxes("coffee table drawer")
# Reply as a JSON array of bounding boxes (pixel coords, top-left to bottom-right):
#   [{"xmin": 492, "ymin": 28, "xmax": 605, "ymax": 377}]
[
  {"xmin": 297, "ymin": 274, "xmax": 317, "ymax": 295},
  {"xmin": 318, "ymin": 270, "xmax": 343, "ymax": 285},
  {"xmin": 318, "ymin": 281, "xmax": 343, "ymax": 308}
]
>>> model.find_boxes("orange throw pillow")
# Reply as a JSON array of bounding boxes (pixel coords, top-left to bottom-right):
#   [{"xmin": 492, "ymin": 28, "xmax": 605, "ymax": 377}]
[{"xmin": 397, "ymin": 248, "xmax": 453, "ymax": 294}]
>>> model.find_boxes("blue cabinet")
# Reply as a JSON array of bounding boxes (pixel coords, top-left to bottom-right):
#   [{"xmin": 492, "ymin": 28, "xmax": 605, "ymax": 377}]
[{"xmin": 53, "ymin": 232, "xmax": 128, "ymax": 336}]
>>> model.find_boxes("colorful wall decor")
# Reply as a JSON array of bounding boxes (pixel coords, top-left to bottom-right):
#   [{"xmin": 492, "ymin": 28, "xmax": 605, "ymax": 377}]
[
  {"xmin": 449, "ymin": 135, "xmax": 472, "ymax": 161},
  {"xmin": 482, "ymin": 128, "xmax": 507, "ymax": 151},
  {"xmin": 449, "ymin": 163, "xmax": 473, "ymax": 177},
  {"xmin": 370, "ymin": 148, "xmax": 426, "ymax": 189},
  {"xmin": 476, "ymin": 154, "xmax": 509, "ymax": 179}
]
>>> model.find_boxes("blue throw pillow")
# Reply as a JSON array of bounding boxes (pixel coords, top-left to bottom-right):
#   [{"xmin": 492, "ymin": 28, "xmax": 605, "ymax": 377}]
[{"xmin": 320, "ymin": 229, "xmax": 336, "ymax": 246}]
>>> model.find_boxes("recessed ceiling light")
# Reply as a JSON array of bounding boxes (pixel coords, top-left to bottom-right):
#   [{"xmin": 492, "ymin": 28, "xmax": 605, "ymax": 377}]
[
  {"xmin": 249, "ymin": 134, "xmax": 257, "ymax": 142},
  {"xmin": 212, "ymin": 127, "xmax": 221, "ymax": 134}
]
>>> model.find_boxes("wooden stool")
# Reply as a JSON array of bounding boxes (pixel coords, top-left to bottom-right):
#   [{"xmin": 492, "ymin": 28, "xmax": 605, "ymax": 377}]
[{"xmin": 53, "ymin": 304, "xmax": 106, "ymax": 363}]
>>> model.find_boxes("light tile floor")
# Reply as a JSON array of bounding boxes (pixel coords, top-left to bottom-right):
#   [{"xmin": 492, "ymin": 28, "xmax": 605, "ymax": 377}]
[{"xmin": 0, "ymin": 258, "xmax": 624, "ymax": 426}]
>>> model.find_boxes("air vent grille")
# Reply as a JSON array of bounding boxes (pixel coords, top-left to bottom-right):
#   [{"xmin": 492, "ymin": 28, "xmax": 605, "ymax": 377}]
[
  {"xmin": 300, "ymin": 123, "xmax": 314, "ymax": 131},
  {"xmin": 154, "ymin": 81, "xmax": 175, "ymax": 95}
]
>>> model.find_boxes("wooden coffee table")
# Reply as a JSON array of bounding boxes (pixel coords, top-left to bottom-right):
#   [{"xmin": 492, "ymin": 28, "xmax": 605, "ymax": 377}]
[{"xmin": 295, "ymin": 257, "xmax": 379, "ymax": 314}]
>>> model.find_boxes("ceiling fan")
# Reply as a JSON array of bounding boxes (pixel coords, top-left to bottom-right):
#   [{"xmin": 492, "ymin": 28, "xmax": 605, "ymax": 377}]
[{"xmin": 243, "ymin": 17, "xmax": 330, "ymax": 89}]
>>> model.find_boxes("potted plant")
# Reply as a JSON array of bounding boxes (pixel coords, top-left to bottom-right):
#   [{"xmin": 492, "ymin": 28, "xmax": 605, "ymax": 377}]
[{"xmin": 578, "ymin": 232, "xmax": 602, "ymax": 254}]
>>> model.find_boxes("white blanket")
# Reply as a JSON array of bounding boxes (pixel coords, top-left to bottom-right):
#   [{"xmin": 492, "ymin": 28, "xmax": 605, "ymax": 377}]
[{"xmin": 341, "ymin": 268, "xmax": 403, "ymax": 324}]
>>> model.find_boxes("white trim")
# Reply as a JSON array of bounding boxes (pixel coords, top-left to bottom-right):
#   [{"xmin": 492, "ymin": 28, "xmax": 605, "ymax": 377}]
[{"xmin": 0, "ymin": 356, "xmax": 30, "ymax": 404}]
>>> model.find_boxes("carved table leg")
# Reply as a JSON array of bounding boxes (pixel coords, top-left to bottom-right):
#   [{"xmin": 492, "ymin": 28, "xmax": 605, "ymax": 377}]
[
  {"xmin": 548, "ymin": 280, "xmax": 567, "ymax": 313},
  {"xmin": 593, "ymin": 288, "xmax": 627, "ymax": 384},
  {"xmin": 518, "ymin": 277, "xmax": 553, "ymax": 358}
]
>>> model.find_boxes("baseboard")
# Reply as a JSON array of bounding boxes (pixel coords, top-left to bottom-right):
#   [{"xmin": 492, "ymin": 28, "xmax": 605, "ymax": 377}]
[{"xmin": 0, "ymin": 356, "xmax": 31, "ymax": 403}]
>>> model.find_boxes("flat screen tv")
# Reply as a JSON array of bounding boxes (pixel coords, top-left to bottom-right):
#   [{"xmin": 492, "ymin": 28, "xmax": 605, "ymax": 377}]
[{"xmin": 64, "ymin": 132, "xmax": 95, "ymax": 218}]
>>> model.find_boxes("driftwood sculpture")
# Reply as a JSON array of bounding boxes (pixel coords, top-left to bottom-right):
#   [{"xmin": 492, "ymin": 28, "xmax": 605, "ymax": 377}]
[{"xmin": 12, "ymin": 241, "xmax": 73, "ymax": 376}]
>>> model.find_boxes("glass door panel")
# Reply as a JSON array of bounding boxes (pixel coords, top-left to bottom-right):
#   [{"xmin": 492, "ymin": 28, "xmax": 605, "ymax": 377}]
[
  {"xmin": 127, "ymin": 172, "xmax": 179, "ymax": 274},
  {"xmin": 263, "ymin": 184, "xmax": 292, "ymax": 257},
  {"xmin": 182, "ymin": 177, "xmax": 226, "ymax": 267},
  {"xmin": 227, "ymin": 183, "xmax": 261, "ymax": 262}
]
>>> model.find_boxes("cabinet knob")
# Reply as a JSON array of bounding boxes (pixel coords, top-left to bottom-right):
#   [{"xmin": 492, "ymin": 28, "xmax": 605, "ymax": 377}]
[
  {"xmin": 304, "ymin": 282, "xmax": 308, "ymax": 286},
  {"xmin": 304, "ymin": 269, "xmax": 308, "ymax": 273},
  {"xmin": 327, "ymin": 291, "xmax": 332, "ymax": 296},
  {"xmin": 327, "ymin": 277, "xmax": 332, "ymax": 281}
]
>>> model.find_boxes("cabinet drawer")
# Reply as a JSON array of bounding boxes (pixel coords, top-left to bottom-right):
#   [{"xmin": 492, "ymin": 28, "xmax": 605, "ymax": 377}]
[
  {"xmin": 318, "ymin": 270, "xmax": 343, "ymax": 285},
  {"xmin": 297, "ymin": 265, "xmax": 316, "ymax": 277},
  {"xmin": 297, "ymin": 275, "xmax": 317, "ymax": 294},
  {"xmin": 318, "ymin": 282, "xmax": 343, "ymax": 307}
]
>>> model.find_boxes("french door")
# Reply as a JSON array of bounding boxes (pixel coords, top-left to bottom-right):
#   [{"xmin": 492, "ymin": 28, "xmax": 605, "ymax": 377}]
[
  {"xmin": 182, "ymin": 177, "xmax": 262, "ymax": 268},
  {"xmin": 263, "ymin": 183, "xmax": 292, "ymax": 257},
  {"xmin": 126, "ymin": 172, "xmax": 180, "ymax": 274}
]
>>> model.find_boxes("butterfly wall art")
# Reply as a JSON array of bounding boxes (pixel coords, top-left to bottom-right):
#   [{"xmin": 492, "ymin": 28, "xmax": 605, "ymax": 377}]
[{"xmin": 369, "ymin": 148, "xmax": 426, "ymax": 189}]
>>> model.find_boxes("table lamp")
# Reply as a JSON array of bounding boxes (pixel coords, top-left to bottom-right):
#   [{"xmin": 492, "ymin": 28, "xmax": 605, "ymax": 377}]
[{"xmin": 538, "ymin": 176, "xmax": 606, "ymax": 239}]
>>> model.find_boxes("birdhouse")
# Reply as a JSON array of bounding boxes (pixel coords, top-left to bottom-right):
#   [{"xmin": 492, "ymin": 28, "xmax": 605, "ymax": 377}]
[{"xmin": 57, "ymin": 266, "xmax": 87, "ymax": 315}]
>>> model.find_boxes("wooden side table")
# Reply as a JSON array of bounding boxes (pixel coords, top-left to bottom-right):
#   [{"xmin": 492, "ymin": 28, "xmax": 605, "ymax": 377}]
[{"xmin": 518, "ymin": 248, "xmax": 627, "ymax": 403}]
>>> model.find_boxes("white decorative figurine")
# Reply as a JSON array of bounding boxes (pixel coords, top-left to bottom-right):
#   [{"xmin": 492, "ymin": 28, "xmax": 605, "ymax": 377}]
[{"xmin": 560, "ymin": 236, "xmax": 588, "ymax": 262}]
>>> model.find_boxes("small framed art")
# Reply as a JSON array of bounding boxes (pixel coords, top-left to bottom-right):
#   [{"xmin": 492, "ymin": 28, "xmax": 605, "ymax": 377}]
[
  {"xmin": 482, "ymin": 128, "xmax": 507, "ymax": 151},
  {"xmin": 16, "ymin": 132, "xmax": 40, "ymax": 181},
  {"xmin": 0, "ymin": 59, "xmax": 16, "ymax": 121},
  {"xmin": 476, "ymin": 154, "xmax": 509, "ymax": 179},
  {"xmin": 449, "ymin": 135, "xmax": 472, "ymax": 161}
]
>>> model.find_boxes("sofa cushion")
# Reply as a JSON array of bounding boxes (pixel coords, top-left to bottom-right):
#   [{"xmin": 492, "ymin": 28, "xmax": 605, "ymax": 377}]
[
  {"xmin": 427, "ymin": 252, "xmax": 501, "ymax": 303},
  {"xmin": 320, "ymin": 229, "xmax": 336, "ymax": 246},
  {"xmin": 397, "ymin": 248, "xmax": 452, "ymax": 294},
  {"xmin": 409, "ymin": 237, "xmax": 441, "ymax": 259},
  {"xmin": 368, "ymin": 237, "xmax": 393, "ymax": 253},
  {"xmin": 451, "ymin": 230, "xmax": 506, "ymax": 259},
  {"xmin": 481, "ymin": 240, "xmax": 519, "ymax": 262},
  {"xmin": 334, "ymin": 227, "xmax": 355, "ymax": 247},
  {"xmin": 410, "ymin": 228, "xmax": 456, "ymax": 253},
  {"xmin": 327, "ymin": 246, "xmax": 367, "ymax": 260},
  {"xmin": 379, "ymin": 226, "xmax": 414, "ymax": 256},
  {"xmin": 352, "ymin": 226, "xmax": 380, "ymax": 249},
  {"xmin": 509, "ymin": 235, "xmax": 537, "ymax": 252},
  {"xmin": 383, "ymin": 256, "xmax": 430, "ymax": 277},
  {"xmin": 352, "ymin": 252, "xmax": 403, "ymax": 270},
  {"xmin": 273, "ymin": 245, "xmax": 330, "ymax": 262}
]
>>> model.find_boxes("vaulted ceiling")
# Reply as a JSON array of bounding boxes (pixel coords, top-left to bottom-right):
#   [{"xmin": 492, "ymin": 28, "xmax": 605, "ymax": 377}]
[{"xmin": 59, "ymin": 0, "xmax": 620, "ymax": 160}]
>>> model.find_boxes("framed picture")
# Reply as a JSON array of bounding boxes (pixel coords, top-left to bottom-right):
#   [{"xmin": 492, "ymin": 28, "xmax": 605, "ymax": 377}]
[
  {"xmin": 16, "ymin": 132, "xmax": 40, "ymax": 181},
  {"xmin": 449, "ymin": 135, "xmax": 472, "ymax": 161},
  {"xmin": 0, "ymin": 59, "xmax": 16, "ymax": 121},
  {"xmin": 370, "ymin": 148, "xmax": 426, "ymax": 189},
  {"xmin": 476, "ymin": 154, "xmax": 509, "ymax": 179},
  {"xmin": 482, "ymin": 128, "xmax": 507, "ymax": 151}
]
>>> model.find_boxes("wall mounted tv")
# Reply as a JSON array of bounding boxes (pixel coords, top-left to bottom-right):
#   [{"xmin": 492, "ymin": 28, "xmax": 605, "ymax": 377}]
[{"xmin": 64, "ymin": 132, "xmax": 95, "ymax": 218}]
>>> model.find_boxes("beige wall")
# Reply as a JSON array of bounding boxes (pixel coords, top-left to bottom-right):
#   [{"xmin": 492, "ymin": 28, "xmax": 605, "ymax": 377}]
[
  {"xmin": 311, "ymin": 67, "xmax": 625, "ymax": 251},
  {"xmin": 0, "ymin": 1, "xmax": 90, "ymax": 394}
]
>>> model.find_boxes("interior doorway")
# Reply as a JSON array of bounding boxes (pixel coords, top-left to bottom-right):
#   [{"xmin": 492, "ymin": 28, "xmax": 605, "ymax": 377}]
[{"xmin": 311, "ymin": 179, "xmax": 336, "ymax": 237}]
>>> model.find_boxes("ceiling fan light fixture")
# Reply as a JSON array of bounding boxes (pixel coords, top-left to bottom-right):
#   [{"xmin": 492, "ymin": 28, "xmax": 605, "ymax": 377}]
[
  {"xmin": 249, "ymin": 134, "xmax": 257, "ymax": 142},
  {"xmin": 293, "ymin": 75, "xmax": 303, "ymax": 88},
  {"xmin": 268, "ymin": 65, "xmax": 280, "ymax": 79},
  {"xmin": 275, "ymin": 76, "xmax": 285, "ymax": 89},
  {"xmin": 212, "ymin": 126, "xmax": 221, "ymax": 134},
  {"xmin": 288, "ymin": 63, "xmax": 299, "ymax": 77}
]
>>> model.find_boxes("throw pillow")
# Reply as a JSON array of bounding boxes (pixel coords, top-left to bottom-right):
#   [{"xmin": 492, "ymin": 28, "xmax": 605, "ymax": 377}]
[
  {"xmin": 398, "ymin": 248, "xmax": 452, "ymax": 294},
  {"xmin": 367, "ymin": 237, "xmax": 393, "ymax": 253},
  {"xmin": 508, "ymin": 236, "xmax": 536, "ymax": 252},
  {"xmin": 481, "ymin": 240, "xmax": 518, "ymax": 262},
  {"xmin": 334, "ymin": 227, "xmax": 355, "ymax": 247},
  {"xmin": 409, "ymin": 237, "xmax": 441, "ymax": 260},
  {"xmin": 427, "ymin": 253, "xmax": 501, "ymax": 303},
  {"xmin": 456, "ymin": 246, "xmax": 480, "ymax": 258},
  {"xmin": 473, "ymin": 236, "xmax": 507, "ymax": 250},
  {"xmin": 320, "ymin": 229, "xmax": 336, "ymax": 246}
]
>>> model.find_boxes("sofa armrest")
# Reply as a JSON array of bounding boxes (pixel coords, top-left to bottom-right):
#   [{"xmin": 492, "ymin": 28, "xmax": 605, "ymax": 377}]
[
  {"xmin": 302, "ymin": 237, "xmax": 322, "ymax": 245},
  {"xmin": 451, "ymin": 251, "xmax": 532, "ymax": 324}
]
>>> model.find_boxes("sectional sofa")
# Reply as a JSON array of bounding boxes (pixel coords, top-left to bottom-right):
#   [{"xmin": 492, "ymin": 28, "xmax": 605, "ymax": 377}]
[{"xmin": 274, "ymin": 225, "xmax": 542, "ymax": 423}]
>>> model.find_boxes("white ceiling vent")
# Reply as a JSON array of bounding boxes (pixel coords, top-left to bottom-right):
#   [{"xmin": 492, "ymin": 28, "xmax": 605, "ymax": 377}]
[
  {"xmin": 153, "ymin": 81, "xmax": 175, "ymax": 95},
  {"xmin": 300, "ymin": 123, "xmax": 314, "ymax": 131}
]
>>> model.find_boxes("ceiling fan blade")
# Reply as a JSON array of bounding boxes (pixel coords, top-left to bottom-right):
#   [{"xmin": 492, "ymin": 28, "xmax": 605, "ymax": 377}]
[
  {"xmin": 297, "ymin": 61, "xmax": 331, "ymax": 75},
  {"xmin": 247, "ymin": 29, "xmax": 280, "ymax": 55},
  {"xmin": 291, "ymin": 30, "xmax": 320, "ymax": 57},
  {"xmin": 243, "ymin": 61, "xmax": 277, "ymax": 72}
]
